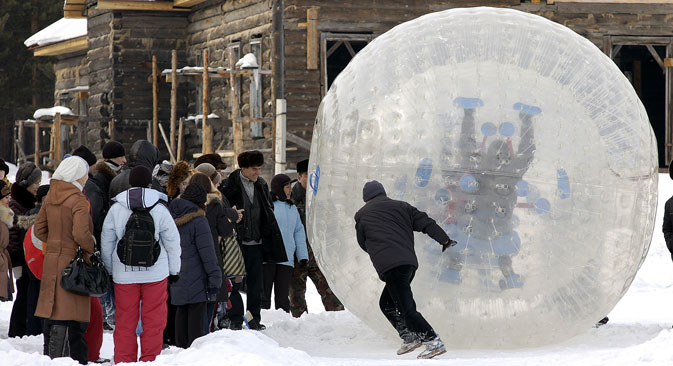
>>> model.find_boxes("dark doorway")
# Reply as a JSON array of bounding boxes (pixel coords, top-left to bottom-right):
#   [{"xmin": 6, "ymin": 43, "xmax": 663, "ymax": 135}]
[
  {"xmin": 614, "ymin": 45, "xmax": 666, "ymax": 168},
  {"xmin": 321, "ymin": 33, "xmax": 372, "ymax": 96}
]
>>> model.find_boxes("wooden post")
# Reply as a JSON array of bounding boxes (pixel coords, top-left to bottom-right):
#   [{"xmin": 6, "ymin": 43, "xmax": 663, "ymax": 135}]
[
  {"xmin": 177, "ymin": 117, "xmax": 184, "ymax": 161},
  {"xmin": 152, "ymin": 55, "xmax": 159, "ymax": 147},
  {"xmin": 230, "ymin": 48, "xmax": 242, "ymax": 163},
  {"xmin": 158, "ymin": 123, "xmax": 176, "ymax": 163},
  {"xmin": 34, "ymin": 120, "xmax": 40, "ymax": 165},
  {"xmin": 307, "ymin": 7, "xmax": 319, "ymax": 70},
  {"xmin": 202, "ymin": 49, "xmax": 212, "ymax": 154},
  {"xmin": 18, "ymin": 120, "xmax": 24, "ymax": 164},
  {"xmin": 54, "ymin": 113, "xmax": 62, "ymax": 163},
  {"xmin": 170, "ymin": 50, "xmax": 178, "ymax": 156},
  {"xmin": 109, "ymin": 119, "xmax": 115, "ymax": 141},
  {"xmin": 274, "ymin": 99, "xmax": 287, "ymax": 174}
]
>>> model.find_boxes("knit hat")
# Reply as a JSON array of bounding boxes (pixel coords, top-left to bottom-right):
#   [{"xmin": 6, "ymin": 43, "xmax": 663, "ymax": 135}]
[
  {"xmin": 237, "ymin": 150, "xmax": 264, "ymax": 168},
  {"xmin": 16, "ymin": 162, "xmax": 42, "ymax": 188},
  {"xmin": 102, "ymin": 141, "xmax": 126, "ymax": 159},
  {"xmin": 129, "ymin": 165, "xmax": 152, "ymax": 188},
  {"xmin": 0, "ymin": 158, "xmax": 9, "ymax": 176},
  {"xmin": 363, "ymin": 180, "xmax": 386, "ymax": 202},
  {"xmin": 72, "ymin": 145, "xmax": 96, "ymax": 167},
  {"xmin": 0, "ymin": 180, "xmax": 10, "ymax": 200},
  {"xmin": 270, "ymin": 174, "xmax": 296, "ymax": 200},
  {"xmin": 194, "ymin": 163, "xmax": 221, "ymax": 187},
  {"xmin": 194, "ymin": 153, "xmax": 227, "ymax": 170},
  {"xmin": 296, "ymin": 159, "xmax": 309, "ymax": 175},
  {"xmin": 53, "ymin": 156, "xmax": 89, "ymax": 183},
  {"xmin": 181, "ymin": 182, "xmax": 207, "ymax": 206},
  {"xmin": 35, "ymin": 184, "xmax": 50, "ymax": 203}
]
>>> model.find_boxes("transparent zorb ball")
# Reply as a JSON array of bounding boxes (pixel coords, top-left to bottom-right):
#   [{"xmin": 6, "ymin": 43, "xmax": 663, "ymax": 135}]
[{"xmin": 306, "ymin": 7, "xmax": 657, "ymax": 348}]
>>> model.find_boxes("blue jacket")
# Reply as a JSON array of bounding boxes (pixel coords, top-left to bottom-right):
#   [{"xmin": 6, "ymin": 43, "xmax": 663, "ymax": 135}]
[
  {"xmin": 169, "ymin": 198, "xmax": 222, "ymax": 305},
  {"xmin": 101, "ymin": 188, "xmax": 181, "ymax": 284},
  {"xmin": 272, "ymin": 200, "xmax": 308, "ymax": 267}
]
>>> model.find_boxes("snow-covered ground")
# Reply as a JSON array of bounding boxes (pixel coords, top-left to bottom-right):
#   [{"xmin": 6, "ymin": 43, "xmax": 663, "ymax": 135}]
[{"xmin": 2, "ymin": 175, "xmax": 673, "ymax": 365}]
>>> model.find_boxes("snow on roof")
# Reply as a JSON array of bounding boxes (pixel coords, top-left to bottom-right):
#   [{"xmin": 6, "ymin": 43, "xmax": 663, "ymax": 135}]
[
  {"xmin": 161, "ymin": 66, "xmax": 229, "ymax": 75},
  {"xmin": 33, "ymin": 106, "xmax": 74, "ymax": 119},
  {"xmin": 24, "ymin": 18, "xmax": 87, "ymax": 48},
  {"xmin": 236, "ymin": 53, "xmax": 259, "ymax": 69},
  {"xmin": 186, "ymin": 113, "xmax": 220, "ymax": 121},
  {"xmin": 64, "ymin": 86, "xmax": 89, "ymax": 92}
]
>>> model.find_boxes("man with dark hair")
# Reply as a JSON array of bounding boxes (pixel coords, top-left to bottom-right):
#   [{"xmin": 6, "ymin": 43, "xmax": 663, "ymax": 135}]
[
  {"xmin": 355, "ymin": 180, "xmax": 457, "ymax": 359},
  {"xmin": 289, "ymin": 159, "xmax": 344, "ymax": 317},
  {"xmin": 109, "ymin": 140, "xmax": 160, "ymax": 200},
  {"xmin": 220, "ymin": 150, "xmax": 287, "ymax": 330}
]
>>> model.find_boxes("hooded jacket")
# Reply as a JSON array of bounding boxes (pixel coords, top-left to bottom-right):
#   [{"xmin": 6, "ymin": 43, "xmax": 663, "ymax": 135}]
[
  {"xmin": 101, "ymin": 187, "xmax": 181, "ymax": 285},
  {"xmin": 272, "ymin": 200, "xmax": 308, "ymax": 268},
  {"xmin": 0, "ymin": 204, "xmax": 14, "ymax": 300},
  {"xmin": 108, "ymin": 141, "xmax": 160, "ymax": 200},
  {"xmin": 169, "ymin": 198, "xmax": 222, "ymax": 305},
  {"xmin": 354, "ymin": 195, "xmax": 450, "ymax": 279},
  {"xmin": 220, "ymin": 169, "xmax": 287, "ymax": 263},
  {"xmin": 34, "ymin": 179, "xmax": 94, "ymax": 322},
  {"xmin": 90, "ymin": 160, "xmax": 119, "ymax": 207}
]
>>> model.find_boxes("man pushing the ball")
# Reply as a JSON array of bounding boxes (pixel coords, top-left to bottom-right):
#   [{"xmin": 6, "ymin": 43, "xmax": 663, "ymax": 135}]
[{"xmin": 354, "ymin": 180, "xmax": 457, "ymax": 359}]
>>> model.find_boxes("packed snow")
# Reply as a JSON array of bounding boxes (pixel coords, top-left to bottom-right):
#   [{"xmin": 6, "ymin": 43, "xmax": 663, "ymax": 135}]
[
  {"xmin": 236, "ymin": 53, "xmax": 259, "ymax": 69},
  {"xmin": 24, "ymin": 18, "xmax": 87, "ymax": 48},
  {"xmin": 33, "ymin": 107, "xmax": 74, "ymax": 120},
  {"xmin": 1, "ymin": 174, "xmax": 673, "ymax": 365}
]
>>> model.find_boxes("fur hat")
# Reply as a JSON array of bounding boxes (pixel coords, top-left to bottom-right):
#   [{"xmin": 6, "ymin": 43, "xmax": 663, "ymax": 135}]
[
  {"xmin": 0, "ymin": 180, "xmax": 10, "ymax": 200},
  {"xmin": 181, "ymin": 182, "xmax": 207, "ymax": 206},
  {"xmin": 296, "ymin": 159, "xmax": 309, "ymax": 175},
  {"xmin": 194, "ymin": 163, "xmax": 221, "ymax": 187},
  {"xmin": 102, "ymin": 141, "xmax": 126, "ymax": 159},
  {"xmin": 270, "ymin": 174, "xmax": 296, "ymax": 201},
  {"xmin": 363, "ymin": 180, "xmax": 387, "ymax": 202},
  {"xmin": 16, "ymin": 162, "xmax": 42, "ymax": 188},
  {"xmin": 129, "ymin": 166, "xmax": 152, "ymax": 188},
  {"xmin": 0, "ymin": 158, "xmax": 9, "ymax": 176},
  {"xmin": 53, "ymin": 156, "xmax": 88, "ymax": 184},
  {"xmin": 166, "ymin": 161, "xmax": 192, "ymax": 197},
  {"xmin": 237, "ymin": 150, "xmax": 264, "ymax": 168},
  {"xmin": 72, "ymin": 145, "xmax": 97, "ymax": 167},
  {"xmin": 195, "ymin": 153, "xmax": 227, "ymax": 170}
]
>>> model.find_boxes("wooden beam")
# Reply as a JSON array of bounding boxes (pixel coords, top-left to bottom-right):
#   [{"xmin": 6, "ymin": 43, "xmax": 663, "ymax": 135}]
[
  {"xmin": 287, "ymin": 132, "xmax": 311, "ymax": 151},
  {"xmin": 152, "ymin": 55, "xmax": 159, "ymax": 147},
  {"xmin": 202, "ymin": 49, "xmax": 213, "ymax": 155},
  {"xmin": 158, "ymin": 123, "xmax": 176, "ymax": 163},
  {"xmin": 177, "ymin": 117, "xmax": 184, "ymax": 162},
  {"xmin": 53, "ymin": 113, "xmax": 62, "ymax": 163},
  {"xmin": 229, "ymin": 48, "xmax": 242, "ymax": 162},
  {"xmin": 170, "ymin": 50, "xmax": 178, "ymax": 159},
  {"xmin": 554, "ymin": 0, "xmax": 673, "ymax": 2},
  {"xmin": 665, "ymin": 58, "xmax": 673, "ymax": 68},
  {"xmin": 307, "ymin": 7, "xmax": 319, "ymax": 70},
  {"xmin": 646, "ymin": 44, "xmax": 665, "ymax": 72},
  {"xmin": 33, "ymin": 36, "xmax": 87, "ymax": 57},
  {"xmin": 97, "ymin": 0, "xmax": 190, "ymax": 11},
  {"xmin": 63, "ymin": 10, "xmax": 86, "ymax": 18},
  {"xmin": 34, "ymin": 119, "xmax": 40, "ymax": 165},
  {"xmin": 173, "ymin": 0, "xmax": 207, "ymax": 7}
]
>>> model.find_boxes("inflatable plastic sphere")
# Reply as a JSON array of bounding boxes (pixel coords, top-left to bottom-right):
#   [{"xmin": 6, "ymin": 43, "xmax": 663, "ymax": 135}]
[{"xmin": 306, "ymin": 7, "xmax": 658, "ymax": 349}]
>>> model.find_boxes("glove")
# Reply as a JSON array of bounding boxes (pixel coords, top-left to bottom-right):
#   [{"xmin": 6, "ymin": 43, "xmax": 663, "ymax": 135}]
[
  {"xmin": 299, "ymin": 259, "xmax": 308, "ymax": 268},
  {"xmin": 168, "ymin": 274, "xmax": 180, "ymax": 284},
  {"xmin": 442, "ymin": 239, "xmax": 458, "ymax": 252},
  {"xmin": 207, "ymin": 288, "xmax": 218, "ymax": 302}
]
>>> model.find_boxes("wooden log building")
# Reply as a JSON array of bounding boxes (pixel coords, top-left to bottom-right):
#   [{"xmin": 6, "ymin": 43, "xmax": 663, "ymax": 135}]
[{"xmin": 26, "ymin": 0, "xmax": 673, "ymax": 172}]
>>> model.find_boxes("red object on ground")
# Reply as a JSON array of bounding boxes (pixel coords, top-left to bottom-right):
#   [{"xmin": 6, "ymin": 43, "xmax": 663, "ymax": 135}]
[
  {"xmin": 113, "ymin": 279, "xmax": 168, "ymax": 364},
  {"xmin": 84, "ymin": 297, "xmax": 104, "ymax": 362},
  {"xmin": 23, "ymin": 225, "xmax": 44, "ymax": 280}
]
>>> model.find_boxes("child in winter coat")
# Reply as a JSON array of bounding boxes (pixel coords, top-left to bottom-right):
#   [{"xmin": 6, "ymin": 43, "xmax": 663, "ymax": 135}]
[
  {"xmin": 169, "ymin": 182, "xmax": 222, "ymax": 348},
  {"xmin": 262, "ymin": 174, "xmax": 308, "ymax": 312}
]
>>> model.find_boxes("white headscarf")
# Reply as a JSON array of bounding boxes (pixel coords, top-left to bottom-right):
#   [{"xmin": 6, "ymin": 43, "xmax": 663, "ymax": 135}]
[{"xmin": 52, "ymin": 156, "xmax": 89, "ymax": 190}]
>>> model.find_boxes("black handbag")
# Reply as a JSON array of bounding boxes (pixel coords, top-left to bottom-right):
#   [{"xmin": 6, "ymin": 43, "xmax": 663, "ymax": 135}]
[{"xmin": 61, "ymin": 247, "xmax": 111, "ymax": 297}]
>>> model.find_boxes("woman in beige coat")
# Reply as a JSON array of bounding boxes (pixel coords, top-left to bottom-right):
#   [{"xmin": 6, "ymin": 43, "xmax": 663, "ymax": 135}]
[
  {"xmin": 34, "ymin": 156, "xmax": 94, "ymax": 365},
  {"xmin": 0, "ymin": 180, "xmax": 14, "ymax": 301}
]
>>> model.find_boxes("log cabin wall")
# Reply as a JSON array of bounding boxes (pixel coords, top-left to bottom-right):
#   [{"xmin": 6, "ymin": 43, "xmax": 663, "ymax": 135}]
[
  {"xmin": 54, "ymin": 51, "xmax": 89, "ymax": 112},
  {"xmin": 187, "ymin": 0, "xmax": 275, "ymax": 168}
]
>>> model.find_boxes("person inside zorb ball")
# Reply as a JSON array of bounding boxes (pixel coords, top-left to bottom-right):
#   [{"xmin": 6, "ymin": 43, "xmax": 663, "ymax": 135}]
[{"xmin": 306, "ymin": 7, "xmax": 658, "ymax": 350}]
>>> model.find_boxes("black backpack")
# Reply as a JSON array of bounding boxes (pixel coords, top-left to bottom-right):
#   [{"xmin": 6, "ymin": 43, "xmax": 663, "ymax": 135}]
[{"xmin": 117, "ymin": 202, "xmax": 162, "ymax": 267}]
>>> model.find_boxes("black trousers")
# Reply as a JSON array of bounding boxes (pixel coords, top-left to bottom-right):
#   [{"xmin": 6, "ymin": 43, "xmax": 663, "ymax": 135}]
[
  {"xmin": 175, "ymin": 302, "xmax": 207, "ymax": 348},
  {"xmin": 163, "ymin": 289, "xmax": 177, "ymax": 346},
  {"xmin": 43, "ymin": 319, "xmax": 89, "ymax": 365},
  {"xmin": 8, "ymin": 270, "xmax": 29, "ymax": 337},
  {"xmin": 230, "ymin": 244, "xmax": 264, "ymax": 324},
  {"xmin": 26, "ymin": 270, "xmax": 42, "ymax": 336},
  {"xmin": 379, "ymin": 265, "xmax": 436, "ymax": 343},
  {"xmin": 262, "ymin": 264, "xmax": 293, "ymax": 312}
]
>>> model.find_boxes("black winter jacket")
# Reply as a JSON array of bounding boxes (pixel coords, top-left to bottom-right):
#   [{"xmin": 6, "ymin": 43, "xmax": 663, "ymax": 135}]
[
  {"xmin": 663, "ymin": 196, "xmax": 673, "ymax": 261},
  {"xmin": 354, "ymin": 196, "xmax": 450, "ymax": 279},
  {"xmin": 169, "ymin": 198, "xmax": 222, "ymax": 306},
  {"xmin": 8, "ymin": 184, "xmax": 35, "ymax": 267},
  {"xmin": 83, "ymin": 175, "xmax": 106, "ymax": 248},
  {"xmin": 109, "ymin": 141, "xmax": 161, "ymax": 200},
  {"xmin": 205, "ymin": 192, "xmax": 239, "ymax": 302},
  {"xmin": 90, "ymin": 160, "xmax": 118, "ymax": 209},
  {"xmin": 220, "ymin": 170, "xmax": 287, "ymax": 263}
]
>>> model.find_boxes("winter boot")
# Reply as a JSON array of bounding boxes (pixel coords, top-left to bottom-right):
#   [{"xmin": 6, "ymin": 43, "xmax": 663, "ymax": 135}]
[
  {"xmin": 595, "ymin": 316, "xmax": 609, "ymax": 328},
  {"xmin": 47, "ymin": 324, "xmax": 69, "ymax": 359},
  {"xmin": 397, "ymin": 335, "xmax": 422, "ymax": 355},
  {"xmin": 417, "ymin": 336, "xmax": 446, "ymax": 359}
]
